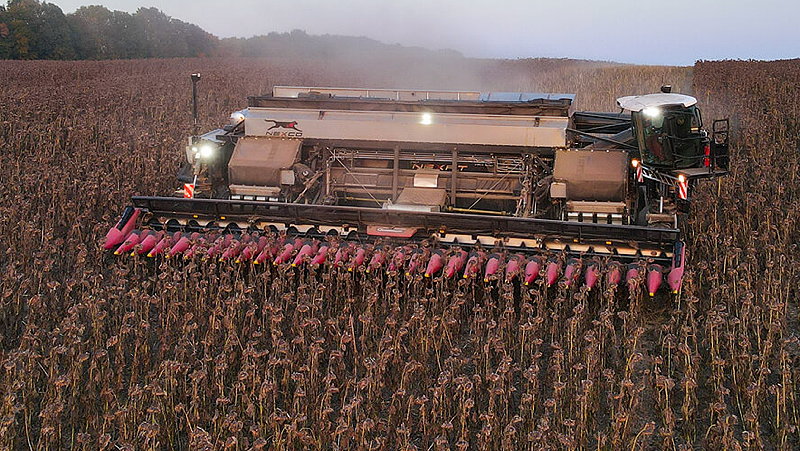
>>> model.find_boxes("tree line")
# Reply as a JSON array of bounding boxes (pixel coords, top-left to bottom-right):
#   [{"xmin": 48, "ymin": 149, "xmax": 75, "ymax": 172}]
[
  {"xmin": 0, "ymin": 0, "xmax": 462, "ymax": 61},
  {"xmin": 0, "ymin": 0, "xmax": 216, "ymax": 59}
]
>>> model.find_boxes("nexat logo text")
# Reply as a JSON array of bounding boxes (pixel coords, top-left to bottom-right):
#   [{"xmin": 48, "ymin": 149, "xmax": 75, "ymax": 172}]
[{"xmin": 265, "ymin": 120, "xmax": 303, "ymax": 137}]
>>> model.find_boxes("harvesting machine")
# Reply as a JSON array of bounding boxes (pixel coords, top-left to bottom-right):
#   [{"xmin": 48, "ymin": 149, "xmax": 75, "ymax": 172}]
[{"xmin": 104, "ymin": 79, "xmax": 729, "ymax": 295}]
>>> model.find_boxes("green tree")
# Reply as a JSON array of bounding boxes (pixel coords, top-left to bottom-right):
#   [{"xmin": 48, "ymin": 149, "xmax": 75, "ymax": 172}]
[
  {"xmin": 68, "ymin": 5, "xmax": 146, "ymax": 59},
  {"xmin": 0, "ymin": 8, "xmax": 15, "ymax": 59},
  {"xmin": 1, "ymin": 1, "xmax": 215, "ymax": 60},
  {"xmin": 134, "ymin": 7, "xmax": 185, "ymax": 58},
  {"xmin": 68, "ymin": 5, "xmax": 112, "ymax": 59},
  {"xmin": 35, "ymin": 1, "xmax": 75, "ymax": 59},
  {"xmin": 179, "ymin": 20, "xmax": 215, "ymax": 57},
  {"xmin": 0, "ymin": 0, "xmax": 75, "ymax": 59},
  {"xmin": 107, "ymin": 9, "xmax": 145, "ymax": 58}
]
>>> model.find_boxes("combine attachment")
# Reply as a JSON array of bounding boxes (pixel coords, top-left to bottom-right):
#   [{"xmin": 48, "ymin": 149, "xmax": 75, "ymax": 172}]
[{"xmin": 103, "ymin": 197, "xmax": 686, "ymax": 295}]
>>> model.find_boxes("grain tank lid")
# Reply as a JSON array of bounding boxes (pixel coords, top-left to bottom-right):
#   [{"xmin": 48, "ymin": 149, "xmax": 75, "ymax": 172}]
[
  {"xmin": 228, "ymin": 137, "xmax": 301, "ymax": 187},
  {"xmin": 269, "ymin": 86, "xmax": 574, "ymax": 104},
  {"xmin": 480, "ymin": 92, "xmax": 575, "ymax": 104},
  {"xmin": 271, "ymin": 86, "xmax": 481, "ymax": 101},
  {"xmin": 616, "ymin": 93, "xmax": 697, "ymax": 112}
]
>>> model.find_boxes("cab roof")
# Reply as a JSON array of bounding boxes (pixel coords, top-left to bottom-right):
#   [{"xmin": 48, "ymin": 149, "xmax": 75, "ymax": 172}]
[{"xmin": 616, "ymin": 93, "xmax": 697, "ymax": 112}]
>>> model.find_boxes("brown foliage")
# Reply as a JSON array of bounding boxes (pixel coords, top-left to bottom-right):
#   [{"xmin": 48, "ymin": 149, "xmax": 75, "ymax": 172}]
[{"xmin": 0, "ymin": 56, "xmax": 797, "ymax": 450}]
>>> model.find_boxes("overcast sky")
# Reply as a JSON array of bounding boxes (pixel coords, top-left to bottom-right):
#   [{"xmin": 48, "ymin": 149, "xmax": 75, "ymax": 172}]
[{"xmin": 52, "ymin": 0, "xmax": 799, "ymax": 65}]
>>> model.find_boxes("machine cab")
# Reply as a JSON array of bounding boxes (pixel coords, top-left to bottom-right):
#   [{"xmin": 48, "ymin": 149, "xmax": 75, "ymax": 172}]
[
  {"xmin": 618, "ymin": 92, "xmax": 707, "ymax": 170},
  {"xmin": 633, "ymin": 104, "xmax": 704, "ymax": 169}
]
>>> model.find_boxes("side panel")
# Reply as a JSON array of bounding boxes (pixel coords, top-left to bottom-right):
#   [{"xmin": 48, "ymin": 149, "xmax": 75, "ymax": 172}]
[
  {"xmin": 553, "ymin": 150, "xmax": 628, "ymax": 201},
  {"xmin": 228, "ymin": 137, "xmax": 301, "ymax": 187},
  {"xmin": 244, "ymin": 107, "xmax": 569, "ymax": 148}
]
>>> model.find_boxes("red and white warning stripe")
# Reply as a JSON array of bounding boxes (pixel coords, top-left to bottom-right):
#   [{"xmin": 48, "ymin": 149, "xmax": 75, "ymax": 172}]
[
  {"xmin": 677, "ymin": 177, "xmax": 688, "ymax": 200},
  {"xmin": 636, "ymin": 165, "xmax": 644, "ymax": 183},
  {"xmin": 183, "ymin": 183, "xmax": 195, "ymax": 199}
]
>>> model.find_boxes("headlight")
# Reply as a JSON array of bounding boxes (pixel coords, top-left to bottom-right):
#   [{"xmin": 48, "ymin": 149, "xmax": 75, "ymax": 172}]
[{"xmin": 199, "ymin": 143, "xmax": 216, "ymax": 159}]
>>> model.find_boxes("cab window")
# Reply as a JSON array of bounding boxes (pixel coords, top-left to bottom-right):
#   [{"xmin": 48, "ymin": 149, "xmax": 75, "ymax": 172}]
[{"xmin": 634, "ymin": 110, "xmax": 673, "ymax": 166}]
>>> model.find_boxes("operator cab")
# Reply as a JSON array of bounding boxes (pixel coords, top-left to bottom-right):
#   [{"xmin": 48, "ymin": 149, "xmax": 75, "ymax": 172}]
[
  {"xmin": 634, "ymin": 103, "xmax": 702, "ymax": 168},
  {"xmin": 618, "ymin": 88, "xmax": 729, "ymax": 176}
]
